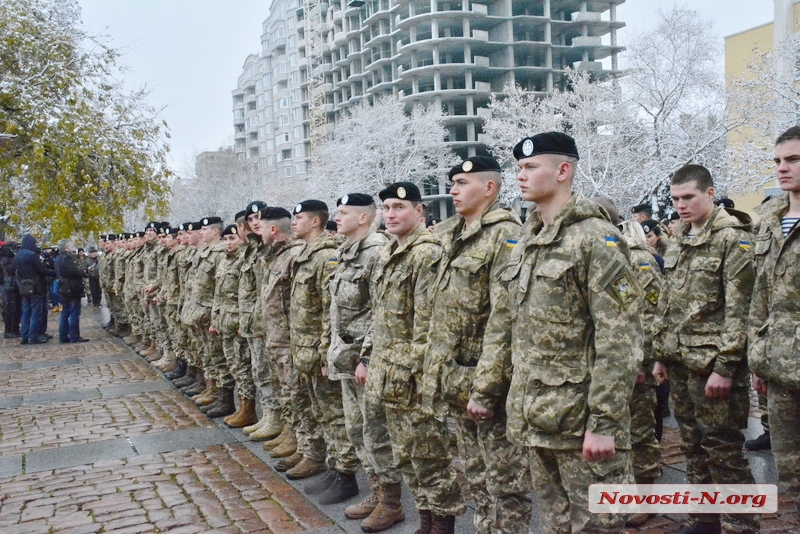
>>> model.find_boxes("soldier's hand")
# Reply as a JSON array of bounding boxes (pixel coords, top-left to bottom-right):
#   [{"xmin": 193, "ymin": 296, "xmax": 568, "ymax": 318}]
[
  {"xmin": 704, "ymin": 372, "xmax": 732, "ymax": 399},
  {"xmin": 355, "ymin": 362, "xmax": 367, "ymax": 386},
  {"xmin": 582, "ymin": 431, "xmax": 616, "ymax": 462},
  {"xmin": 208, "ymin": 326, "xmax": 218, "ymax": 335},
  {"xmin": 652, "ymin": 362, "xmax": 669, "ymax": 385},
  {"xmin": 752, "ymin": 375, "xmax": 767, "ymax": 396},
  {"xmin": 467, "ymin": 399, "xmax": 494, "ymax": 421},
  {"xmin": 321, "ymin": 366, "xmax": 329, "ymax": 378},
  {"xmin": 635, "ymin": 372, "xmax": 646, "ymax": 386}
]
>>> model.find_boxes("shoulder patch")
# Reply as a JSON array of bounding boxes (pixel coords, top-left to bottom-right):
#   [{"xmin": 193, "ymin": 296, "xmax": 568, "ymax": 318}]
[
  {"xmin": 605, "ymin": 236, "xmax": 619, "ymax": 248},
  {"xmin": 607, "ymin": 271, "xmax": 639, "ymax": 308},
  {"xmin": 505, "ymin": 239, "xmax": 518, "ymax": 249},
  {"xmin": 738, "ymin": 240, "xmax": 751, "ymax": 250},
  {"xmin": 638, "ymin": 262, "xmax": 651, "ymax": 271},
  {"xmin": 327, "ymin": 257, "xmax": 339, "ymax": 266}
]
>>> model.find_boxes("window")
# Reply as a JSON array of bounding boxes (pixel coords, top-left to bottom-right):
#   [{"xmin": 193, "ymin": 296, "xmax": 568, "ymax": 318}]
[
  {"xmin": 278, "ymin": 61, "xmax": 287, "ymax": 73},
  {"xmin": 295, "ymin": 162, "xmax": 306, "ymax": 174},
  {"xmin": 266, "ymin": 138, "xmax": 275, "ymax": 150},
  {"xmin": 280, "ymin": 97, "xmax": 289, "ymax": 108},
  {"xmin": 290, "ymin": 53, "xmax": 298, "ymax": 67},
  {"xmin": 289, "ymin": 35, "xmax": 296, "ymax": 48},
  {"xmin": 293, "ymin": 126, "xmax": 303, "ymax": 139},
  {"xmin": 261, "ymin": 157, "xmax": 269, "ymax": 169},
  {"xmin": 233, "ymin": 108, "xmax": 245, "ymax": 119},
  {"xmin": 283, "ymin": 132, "xmax": 291, "ymax": 143},
  {"xmin": 282, "ymin": 149, "xmax": 292, "ymax": 159},
  {"xmin": 291, "ymin": 71, "xmax": 301, "ymax": 84},
  {"xmin": 267, "ymin": 155, "xmax": 275, "ymax": 166},
  {"xmin": 262, "ymin": 73, "xmax": 271, "ymax": 86},
  {"xmin": 292, "ymin": 107, "xmax": 302, "ymax": 120},
  {"xmin": 280, "ymin": 114, "xmax": 290, "ymax": 126},
  {"xmin": 285, "ymin": 165, "xmax": 294, "ymax": 177},
  {"xmin": 294, "ymin": 143, "xmax": 304, "ymax": 157},
  {"xmin": 291, "ymin": 89, "xmax": 301, "ymax": 103}
]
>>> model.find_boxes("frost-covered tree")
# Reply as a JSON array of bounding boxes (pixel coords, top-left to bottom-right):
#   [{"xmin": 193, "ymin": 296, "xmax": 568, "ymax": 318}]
[
  {"xmin": 310, "ymin": 96, "xmax": 458, "ymax": 204},
  {"xmin": 0, "ymin": 0, "xmax": 171, "ymax": 238}
]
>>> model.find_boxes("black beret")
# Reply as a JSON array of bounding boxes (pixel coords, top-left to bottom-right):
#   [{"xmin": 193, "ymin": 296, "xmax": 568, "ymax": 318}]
[
  {"xmin": 259, "ymin": 207, "xmax": 292, "ymax": 220},
  {"xmin": 716, "ymin": 198, "xmax": 735, "ymax": 209},
  {"xmin": 157, "ymin": 225, "xmax": 168, "ymax": 235},
  {"xmin": 222, "ymin": 224, "xmax": 238, "ymax": 237},
  {"xmin": 325, "ymin": 221, "xmax": 338, "ymax": 232},
  {"xmin": 164, "ymin": 227, "xmax": 178, "ymax": 236},
  {"xmin": 106, "ymin": 234, "xmax": 117, "ymax": 241},
  {"xmin": 88, "ymin": 246, "xmax": 98, "ymax": 253},
  {"xmin": 234, "ymin": 210, "xmax": 247, "ymax": 221},
  {"xmin": 669, "ymin": 212, "xmax": 680, "ymax": 221},
  {"xmin": 513, "ymin": 132, "xmax": 579, "ymax": 160},
  {"xmin": 293, "ymin": 200, "xmax": 329, "ymax": 215},
  {"xmin": 77, "ymin": 248, "xmax": 84, "ymax": 253},
  {"xmin": 134, "ymin": 231, "xmax": 145, "ymax": 238},
  {"xmin": 631, "ymin": 203, "xmax": 652, "ymax": 215},
  {"xmin": 640, "ymin": 220, "xmax": 660, "ymax": 235},
  {"xmin": 337, "ymin": 193, "xmax": 374, "ymax": 207},
  {"xmin": 146, "ymin": 221, "xmax": 160, "ymax": 230},
  {"xmin": 246, "ymin": 201, "xmax": 268, "ymax": 216},
  {"xmin": 200, "ymin": 216, "xmax": 223, "ymax": 227},
  {"xmin": 448, "ymin": 156, "xmax": 501, "ymax": 179},
  {"xmin": 121, "ymin": 233, "xmax": 130, "ymax": 239},
  {"xmin": 379, "ymin": 182, "xmax": 422, "ymax": 202},
  {"xmin": 186, "ymin": 222, "xmax": 202, "ymax": 231}
]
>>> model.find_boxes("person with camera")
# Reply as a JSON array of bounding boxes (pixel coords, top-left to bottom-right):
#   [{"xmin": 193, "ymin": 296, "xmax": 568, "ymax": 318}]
[
  {"xmin": 14, "ymin": 235, "xmax": 56, "ymax": 344},
  {"xmin": 53, "ymin": 239, "xmax": 89, "ymax": 344}
]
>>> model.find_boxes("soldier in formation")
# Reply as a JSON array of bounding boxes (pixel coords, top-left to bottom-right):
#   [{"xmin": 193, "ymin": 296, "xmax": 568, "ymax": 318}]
[{"xmin": 96, "ymin": 129, "xmax": 789, "ymax": 534}]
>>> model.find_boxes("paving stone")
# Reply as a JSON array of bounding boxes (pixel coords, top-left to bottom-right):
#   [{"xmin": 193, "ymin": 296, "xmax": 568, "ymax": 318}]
[
  {"xmin": 24, "ymin": 389, "xmax": 101, "ymax": 405},
  {"xmin": 129, "ymin": 426, "xmax": 235, "ymax": 456},
  {"xmin": 0, "ymin": 454, "xmax": 22, "ymax": 478},
  {"xmin": 25, "ymin": 439, "xmax": 135, "ymax": 473}
]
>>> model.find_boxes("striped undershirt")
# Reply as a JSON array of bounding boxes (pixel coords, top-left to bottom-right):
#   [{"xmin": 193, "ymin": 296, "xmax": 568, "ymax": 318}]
[{"xmin": 782, "ymin": 217, "xmax": 800, "ymax": 238}]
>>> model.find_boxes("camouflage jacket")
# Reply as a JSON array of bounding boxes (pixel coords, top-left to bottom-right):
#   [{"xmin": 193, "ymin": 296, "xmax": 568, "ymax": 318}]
[
  {"xmin": 749, "ymin": 194, "xmax": 800, "ymax": 387},
  {"xmin": 290, "ymin": 232, "xmax": 338, "ymax": 374},
  {"xmin": 328, "ymin": 230, "xmax": 388, "ymax": 380},
  {"xmin": 653, "ymin": 207, "xmax": 755, "ymax": 378},
  {"xmin": 628, "ymin": 243, "xmax": 662, "ymax": 380},
  {"xmin": 365, "ymin": 225, "xmax": 442, "ymax": 410},
  {"xmin": 422, "ymin": 201, "xmax": 521, "ymax": 414},
  {"xmin": 470, "ymin": 194, "xmax": 641, "ymax": 450},
  {"xmin": 181, "ymin": 242, "xmax": 225, "ymax": 327},
  {"xmin": 142, "ymin": 241, "xmax": 160, "ymax": 288},
  {"xmin": 99, "ymin": 250, "xmax": 114, "ymax": 291},
  {"xmin": 237, "ymin": 239, "xmax": 263, "ymax": 338},
  {"xmin": 155, "ymin": 245, "xmax": 181, "ymax": 305},
  {"xmin": 126, "ymin": 247, "xmax": 146, "ymax": 297},
  {"xmin": 261, "ymin": 239, "xmax": 303, "ymax": 349},
  {"xmin": 211, "ymin": 248, "xmax": 244, "ymax": 337},
  {"xmin": 112, "ymin": 248, "xmax": 129, "ymax": 294}
]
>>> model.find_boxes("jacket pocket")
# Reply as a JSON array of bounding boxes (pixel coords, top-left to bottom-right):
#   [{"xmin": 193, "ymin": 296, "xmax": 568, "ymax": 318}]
[
  {"xmin": 679, "ymin": 333, "xmax": 719, "ymax": 373},
  {"xmin": 521, "ymin": 377, "xmax": 589, "ymax": 438},
  {"xmin": 441, "ymin": 361, "xmax": 475, "ymax": 409},
  {"xmin": 689, "ymin": 256, "xmax": 722, "ymax": 302},
  {"xmin": 381, "ymin": 362, "xmax": 416, "ymax": 407}
]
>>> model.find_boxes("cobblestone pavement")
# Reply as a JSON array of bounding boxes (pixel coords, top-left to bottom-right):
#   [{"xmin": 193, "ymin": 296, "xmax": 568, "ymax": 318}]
[{"xmin": 0, "ymin": 307, "xmax": 795, "ymax": 533}]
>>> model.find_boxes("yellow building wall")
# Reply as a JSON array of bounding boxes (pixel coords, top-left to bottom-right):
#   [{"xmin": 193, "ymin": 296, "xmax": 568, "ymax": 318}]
[{"xmin": 724, "ymin": 3, "xmax": 800, "ymax": 216}]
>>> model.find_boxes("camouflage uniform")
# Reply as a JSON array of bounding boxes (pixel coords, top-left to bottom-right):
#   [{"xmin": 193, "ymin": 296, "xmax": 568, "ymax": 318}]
[
  {"xmin": 366, "ymin": 225, "xmax": 465, "ymax": 516},
  {"xmin": 628, "ymin": 244, "xmax": 663, "ymax": 481},
  {"xmin": 291, "ymin": 232, "xmax": 358, "ymax": 474},
  {"xmin": 142, "ymin": 241, "xmax": 165, "ymax": 351},
  {"xmin": 239, "ymin": 239, "xmax": 272, "ymax": 410},
  {"xmin": 182, "ymin": 242, "xmax": 231, "ymax": 388},
  {"xmin": 328, "ymin": 229, "xmax": 399, "ymax": 485},
  {"xmin": 175, "ymin": 245, "xmax": 199, "ymax": 367},
  {"xmin": 422, "ymin": 201, "xmax": 531, "ymax": 533},
  {"xmin": 471, "ymin": 194, "xmax": 640, "ymax": 534},
  {"xmin": 125, "ymin": 246, "xmax": 147, "ymax": 339},
  {"xmin": 156, "ymin": 243, "xmax": 182, "ymax": 356},
  {"xmin": 212, "ymin": 246, "xmax": 253, "ymax": 398},
  {"xmin": 749, "ymin": 193, "xmax": 800, "ymax": 509},
  {"xmin": 653, "ymin": 206, "xmax": 757, "ymax": 533},
  {"xmin": 261, "ymin": 239, "xmax": 304, "ymax": 434},
  {"xmin": 111, "ymin": 246, "xmax": 130, "ymax": 327}
]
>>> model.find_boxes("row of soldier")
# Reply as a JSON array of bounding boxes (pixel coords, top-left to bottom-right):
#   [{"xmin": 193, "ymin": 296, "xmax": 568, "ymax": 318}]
[{"xmin": 93, "ymin": 128, "xmax": 800, "ymax": 534}]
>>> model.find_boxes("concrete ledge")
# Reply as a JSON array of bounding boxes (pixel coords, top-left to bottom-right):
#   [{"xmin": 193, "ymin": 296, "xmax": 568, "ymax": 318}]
[
  {"xmin": 24, "ymin": 389, "xmax": 101, "ymax": 405},
  {"xmin": 130, "ymin": 427, "xmax": 237, "ymax": 456},
  {"xmin": 26, "ymin": 439, "xmax": 136, "ymax": 474},
  {"xmin": 98, "ymin": 380, "xmax": 172, "ymax": 397},
  {"xmin": 0, "ymin": 455, "xmax": 23, "ymax": 479}
]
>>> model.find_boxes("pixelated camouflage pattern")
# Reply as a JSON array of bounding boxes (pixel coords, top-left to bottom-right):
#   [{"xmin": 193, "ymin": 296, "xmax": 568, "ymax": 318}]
[
  {"xmin": 237, "ymin": 240, "xmax": 264, "ymax": 337},
  {"xmin": 181, "ymin": 242, "xmax": 225, "ymax": 328},
  {"xmin": 211, "ymin": 248, "xmax": 245, "ymax": 337},
  {"xmin": 768, "ymin": 382, "xmax": 800, "ymax": 508}
]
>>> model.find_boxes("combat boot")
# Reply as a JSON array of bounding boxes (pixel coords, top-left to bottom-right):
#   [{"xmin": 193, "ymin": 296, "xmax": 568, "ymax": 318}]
[
  {"xmin": 626, "ymin": 477, "xmax": 656, "ymax": 527},
  {"xmin": 140, "ymin": 341, "xmax": 157, "ymax": 357},
  {"xmin": 262, "ymin": 426, "xmax": 290, "ymax": 451},
  {"xmin": 346, "ymin": 474, "xmax": 380, "ymax": 519},
  {"xmin": 269, "ymin": 432, "xmax": 297, "ymax": 458},
  {"xmin": 181, "ymin": 372, "xmax": 206, "ymax": 396},
  {"xmin": 173, "ymin": 365, "xmax": 197, "ymax": 387},
  {"xmin": 274, "ymin": 452, "xmax": 302, "ymax": 472},
  {"xmin": 248, "ymin": 409, "xmax": 283, "ymax": 440},
  {"xmin": 360, "ymin": 482, "xmax": 405, "ymax": 532},
  {"xmin": 204, "ymin": 387, "xmax": 236, "ymax": 418},
  {"xmin": 165, "ymin": 359, "xmax": 187, "ymax": 380},
  {"xmin": 224, "ymin": 395, "xmax": 257, "ymax": 427},
  {"xmin": 318, "ymin": 471, "xmax": 359, "ymax": 505},
  {"xmin": 134, "ymin": 341, "xmax": 149, "ymax": 352},
  {"xmin": 412, "ymin": 510, "xmax": 432, "ymax": 534},
  {"xmin": 303, "ymin": 470, "xmax": 336, "ymax": 495},
  {"xmin": 243, "ymin": 415, "xmax": 268, "ymax": 435},
  {"xmin": 123, "ymin": 333, "xmax": 139, "ymax": 345},
  {"xmin": 154, "ymin": 350, "xmax": 177, "ymax": 372},
  {"xmin": 192, "ymin": 378, "xmax": 217, "ymax": 404},
  {"xmin": 115, "ymin": 324, "xmax": 131, "ymax": 338},
  {"xmin": 286, "ymin": 457, "xmax": 326, "ymax": 480},
  {"xmin": 429, "ymin": 513, "xmax": 455, "ymax": 534}
]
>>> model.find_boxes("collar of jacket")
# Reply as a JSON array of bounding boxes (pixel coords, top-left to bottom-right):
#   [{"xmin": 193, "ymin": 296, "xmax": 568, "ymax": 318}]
[
  {"xmin": 386, "ymin": 224, "xmax": 437, "ymax": 259},
  {"xmin": 436, "ymin": 199, "xmax": 520, "ymax": 243},
  {"xmin": 521, "ymin": 193, "xmax": 610, "ymax": 246},
  {"xmin": 676, "ymin": 206, "xmax": 752, "ymax": 247},
  {"xmin": 337, "ymin": 229, "xmax": 385, "ymax": 262},
  {"xmin": 296, "ymin": 232, "xmax": 338, "ymax": 263}
]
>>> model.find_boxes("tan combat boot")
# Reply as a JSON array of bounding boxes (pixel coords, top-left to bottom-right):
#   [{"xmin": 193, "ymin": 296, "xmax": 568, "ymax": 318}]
[
  {"xmin": 224, "ymin": 396, "xmax": 258, "ymax": 428},
  {"xmin": 285, "ymin": 457, "xmax": 326, "ymax": 480},
  {"xmin": 274, "ymin": 452, "xmax": 303, "ymax": 472},
  {"xmin": 346, "ymin": 474, "xmax": 380, "ymax": 519},
  {"xmin": 123, "ymin": 333, "xmax": 139, "ymax": 345},
  {"xmin": 248, "ymin": 409, "xmax": 283, "ymax": 441},
  {"xmin": 140, "ymin": 340, "xmax": 157, "ymax": 357},
  {"xmin": 242, "ymin": 415, "xmax": 268, "ymax": 435},
  {"xmin": 192, "ymin": 379, "xmax": 218, "ymax": 405},
  {"xmin": 361, "ymin": 482, "xmax": 405, "ymax": 532},
  {"xmin": 262, "ymin": 426, "xmax": 289, "ymax": 450},
  {"xmin": 269, "ymin": 431, "xmax": 297, "ymax": 458},
  {"xmin": 626, "ymin": 477, "xmax": 657, "ymax": 527},
  {"xmin": 153, "ymin": 350, "xmax": 176, "ymax": 371}
]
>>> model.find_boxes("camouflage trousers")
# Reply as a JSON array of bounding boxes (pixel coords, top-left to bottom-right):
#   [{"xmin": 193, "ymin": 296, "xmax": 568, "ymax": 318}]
[
  {"xmin": 149, "ymin": 303, "xmax": 170, "ymax": 353},
  {"xmin": 630, "ymin": 383, "xmax": 662, "ymax": 480},
  {"xmin": 758, "ymin": 392, "xmax": 769, "ymax": 433},
  {"xmin": 222, "ymin": 335, "xmax": 254, "ymax": 399},
  {"xmin": 341, "ymin": 378, "xmax": 400, "ymax": 485},
  {"xmin": 671, "ymin": 362, "xmax": 759, "ymax": 533},
  {"xmin": 453, "ymin": 412, "xmax": 532, "ymax": 533},
  {"xmin": 293, "ymin": 370, "xmax": 326, "ymax": 463},
  {"xmin": 200, "ymin": 329, "xmax": 234, "ymax": 389},
  {"xmin": 528, "ymin": 447, "xmax": 632, "ymax": 534},
  {"xmin": 768, "ymin": 381, "xmax": 800, "ymax": 511},
  {"xmin": 138, "ymin": 293, "xmax": 152, "ymax": 341},
  {"xmin": 123, "ymin": 289, "xmax": 143, "ymax": 336},
  {"xmin": 106, "ymin": 291, "xmax": 126, "ymax": 324},
  {"xmin": 382, "ymin": 402, "xmax": 465, "ymax": 516},
  {"xmin": 249, "ymin": 337, "xmax": 280, "ymax": 412},
  {"xmin": 301, "ymin": 370, "xmax": 359, "ymax": 474}
]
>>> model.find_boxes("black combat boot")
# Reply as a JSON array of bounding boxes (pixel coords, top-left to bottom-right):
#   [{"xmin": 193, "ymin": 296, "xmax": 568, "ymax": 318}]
[
  {"xmin": 317, "ymin": 471, "xmax": 359, "ymax": 505},
  {"xmin": 165, "ymin": 359, "xmax": 187, "ymax": 380},
  {"xmin": 204, "ymin": 387, "xmax": 236, "ymax": 418}
]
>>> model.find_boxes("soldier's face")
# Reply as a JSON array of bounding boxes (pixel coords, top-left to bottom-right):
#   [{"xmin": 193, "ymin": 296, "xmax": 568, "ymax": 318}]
[
  {"xmin": 334, "ymin": 206, "xmax": 361, "ymax": 236},
  {"xmin": 632, "ymin": 212, "xmax": 649, "ymax": 223},
  {"xmin": 516, "ymin": 155, "xmax": 563, "ymax": 203},
  {"xmin": 668, "ymin": 219, "xmax": 680, "ymax": 235},
  {"xmin": 188, "ymin": 230, "xmax": 202, "ymax": 246},
  {"xmin": 775, "ymin": 139, "xmax": 800, "ymax": 193},
  {"xmin": 382, "ymin": 199, "xmax": 421, "ymax": 239},
  {"xmin": 247, "ymin": 213, "xmax": 262, "ymax": 235},
  {"xmin": 291, "ymin": 212, "xmax": 315, "ymax": 239},
  {"xmin": 450, "ymin": 172, "xmax": 491, "ymax": 219},
  {"xmin": 223, "ymin": 233, "xmax": 243, "ymax": 252},
  {"xmin": 670, "ymin": 181, "xmax": 715, "ymax": 226}
]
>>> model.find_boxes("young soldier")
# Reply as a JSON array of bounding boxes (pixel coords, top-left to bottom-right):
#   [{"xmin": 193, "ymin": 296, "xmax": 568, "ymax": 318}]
[
  {"xmin": 174, "ymin": 223, "xmax": 205, "ymax": 391},
  {"xmin": 653, "ymin": 164, "xmax": 758, "ymax": 534},
  {"xmin": 468, "ymin": 133, "xmax": 640, "ymax": 533},
  {"xmin": 422, "ymin": 156, "xmax": 531, "ymax": 534},
  {"xmin": 329, "ymin": 193, "xmax": 403, "ymax": 530},
  {"xmin": 368, "ymin": 182, "xmax": 465, "ymax": 533},
  {"xmin": 151, "ymin": 226, "xmax": 182, "ymax": 373},
  {"xmin": 288, "ymin": 200, "xmax": 359, "ymax": 502},
  {"xmin": 749, "ymin": 125, "xmax": 800, "ymax": 517}
]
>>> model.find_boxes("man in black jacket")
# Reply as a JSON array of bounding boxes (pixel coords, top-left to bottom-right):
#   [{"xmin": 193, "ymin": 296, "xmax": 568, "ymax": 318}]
[
  {"xmin": 14, "ymin": 235, "xmax": 55, "ymax": 344},
  {"xmin": 54, "ymin": 239, "xmax": 89, "ymax": 343},
  {"xmin": 1, "ymin": 243, "xmax": 21, "ymax": 338}
]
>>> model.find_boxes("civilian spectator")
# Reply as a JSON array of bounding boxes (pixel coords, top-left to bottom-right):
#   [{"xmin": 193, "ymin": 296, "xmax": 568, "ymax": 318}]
[
  {"xmin": 54, "ymin": 239, "xmax": 89, "ymax": 343},
  {"xmin": 0, "ymin": 242, "xmax": 21, "ymax": 338},
  {"xmin": 14, "ymin": 235, "xmax": 55, "ymax": 344}
]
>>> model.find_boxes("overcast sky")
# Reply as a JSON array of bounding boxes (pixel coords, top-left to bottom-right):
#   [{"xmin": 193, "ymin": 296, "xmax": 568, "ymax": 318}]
[{"xmin": 76, "ymin": 0, "xmax": 776, "ymax": 173}]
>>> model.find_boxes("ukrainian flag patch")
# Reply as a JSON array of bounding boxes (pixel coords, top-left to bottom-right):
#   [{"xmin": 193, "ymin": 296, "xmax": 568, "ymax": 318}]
[
  {"xmin": 638, "ymin": 262, "xmax": 651, "ymax": 271},
  {"xmin": 605, "ymin": 236, "xmax": 618, "ymax": 247},
  {"xmin": 328, "ymin": 257, "xmax": 339, "ymax": 265},
  {"xmin": 505, "ymin": 239, "xmax": 518, "ymax": 249},
  {"xmin": 739, "ymin": 240, "xmax": 751, "ymax": 250}
]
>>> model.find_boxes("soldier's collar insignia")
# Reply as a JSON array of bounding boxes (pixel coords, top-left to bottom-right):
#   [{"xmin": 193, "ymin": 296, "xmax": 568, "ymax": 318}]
[
  {"xmin": 462, "ymin": 161, "xmax": 473, "ymax": 172},
  {"xmin": 522, "ymin": 139, "xmax": 534, "ymax": 157},
  {"xmin": 605, "ymin": 236, "xmax": 618, "ymax": 247},
  {"xmin": 397, "ymin": 187, "xmax": 407, "ymax": 199}
]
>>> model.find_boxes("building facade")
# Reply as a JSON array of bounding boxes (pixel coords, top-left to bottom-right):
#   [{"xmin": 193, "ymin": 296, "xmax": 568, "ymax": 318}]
[{"xmin": 232, "ymin": 0, "xmax": 625, "ymax": 181}]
